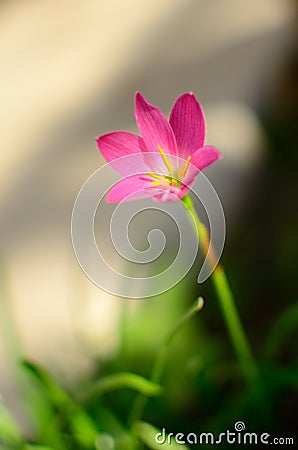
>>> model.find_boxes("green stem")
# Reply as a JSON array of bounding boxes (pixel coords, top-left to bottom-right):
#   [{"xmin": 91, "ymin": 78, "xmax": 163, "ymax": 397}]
[
  {"xmin": 129, "ymin": 298, "xmax": 204, "ymax": 426},
  {"xmin": 151, "ymin": 297, "xmax": 204, "ymax": 385},
  {"xmin": 182, "ymin": 193, "xmax": 259, "ymax": 390}
]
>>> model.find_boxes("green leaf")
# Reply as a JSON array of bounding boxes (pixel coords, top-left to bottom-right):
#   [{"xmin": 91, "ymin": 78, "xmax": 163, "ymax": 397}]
[
  {"xmin": 84, "ymin": 373, "xmax": 163, "ymax": 399},
  {"xmin": 95, "ymin": 408, "xmax": 139, "ymax": 450},
  {"xmin": 134, "ymin": 421, "xmax": 190, "ymax": 450},
  {"xmin": 96, "ymin": 407, "xmax": 126, "ymax": 436},
  {"xmin": 24, "ymin": 446, "xmax": 57, "ymax": 450},
  {"xmin": 22, "ymin": 360, "xmax": 102, "ymax": 448},
  {"xmin": 68, "ymin": 409, "xmax": 100, "ymax": 448},
  {"xmin": 95, "ymin": 433, "xmax": 115, "ymax": 450},
  {"xmin": 0, "ymin": 398, "xmax": 22, "ymax": 446},
  {"xmin": 22, "ymin": 383, "xmax": 65, "ymax": 448},
  {"xmin": 21, "ymin": 361, "xmax": 72, "ymax": 410}
]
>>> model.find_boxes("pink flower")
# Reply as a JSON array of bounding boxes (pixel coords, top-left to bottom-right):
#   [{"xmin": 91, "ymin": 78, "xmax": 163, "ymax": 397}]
[{"xmin": 96, "ymin": 92, "xmax": 221, "ymax": 202}]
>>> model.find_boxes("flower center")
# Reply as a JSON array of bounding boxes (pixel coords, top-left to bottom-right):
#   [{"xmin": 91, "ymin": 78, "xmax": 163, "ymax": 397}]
[{"xmin": 145, "ymin": 145, "xmax": 191, "ymax": 188}]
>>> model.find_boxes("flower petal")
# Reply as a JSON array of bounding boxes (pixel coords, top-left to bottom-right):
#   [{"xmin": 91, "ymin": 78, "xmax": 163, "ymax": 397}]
[
  {"xmin": 135, "ymin": 92, "xmax": 178, "ymax": 156},
  {"xmin": 169, "ymin": 92, "xmax": 206, "ymax": 159},
  {"xmin": 97, "ymin": 131, "xmax": 150, "ymax": 175},
  {"xmin": 152, "ymin": 184, "xmax": 190, "ymax": 202},
  {"xmin": 106, "ymin": 175, "xmax": 157, "ymax": 203},
  {"xmin": 190, "ymin": 146, "xmax": 221, "ymax": 171}
]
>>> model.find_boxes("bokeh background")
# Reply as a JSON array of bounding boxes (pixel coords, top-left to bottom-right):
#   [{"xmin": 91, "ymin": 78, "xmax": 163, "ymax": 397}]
[{"xmin": 0, "ymin": 0, "xmax": 297, "ymax": 447}]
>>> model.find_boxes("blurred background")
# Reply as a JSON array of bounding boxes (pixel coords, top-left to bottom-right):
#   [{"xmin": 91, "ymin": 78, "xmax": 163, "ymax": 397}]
[{"xmin": 0, "ymin": 0, "xmax": 297, "ymax": 447}]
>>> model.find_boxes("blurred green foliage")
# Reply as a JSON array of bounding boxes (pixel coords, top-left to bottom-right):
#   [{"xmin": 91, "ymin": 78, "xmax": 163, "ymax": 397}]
[
  {"xmin": 1, "ymin": 46, "xmax": 298, "ymax": 450},
  {"xmin": 0, "ymin": 275, "xmax": 297, "ymax": 449}
]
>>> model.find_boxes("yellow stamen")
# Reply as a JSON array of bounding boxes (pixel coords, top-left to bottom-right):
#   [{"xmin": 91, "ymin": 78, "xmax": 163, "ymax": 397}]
[
  {"xmin": 151, "ymin": 179, "xmax": 171, "ymax": 186},
  {"xmin": 178, "ymin": 156, "xmax": 191, "ymax": 179},
  {"xmin": 145, "ymin": 172, "xmax": 165, "ymax": 180},
  {"xmin": 157, "ymin": 145, "xmax": 173, "ymax": 174}
]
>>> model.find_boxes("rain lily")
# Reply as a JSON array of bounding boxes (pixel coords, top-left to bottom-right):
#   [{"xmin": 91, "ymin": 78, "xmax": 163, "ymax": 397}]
[{"xmin": 97, "ymin": 92, "xmax": 221, "ymax": 202}]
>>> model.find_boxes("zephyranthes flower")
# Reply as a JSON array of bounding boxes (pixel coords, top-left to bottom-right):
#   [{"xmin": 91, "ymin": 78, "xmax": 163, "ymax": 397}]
[{"xmin": 97, "ymin": 92, "xmax": 221, "ymax": 202}]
